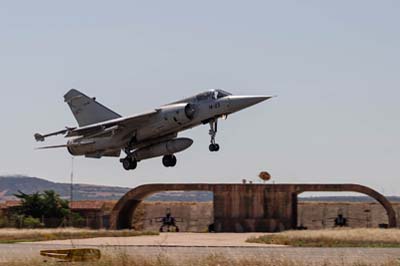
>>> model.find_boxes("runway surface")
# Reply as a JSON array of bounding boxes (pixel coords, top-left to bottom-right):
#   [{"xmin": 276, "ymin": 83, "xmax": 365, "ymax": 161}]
[
  {"xmin": 0, "ymin": 233, "xmax": 399, "ymax": 264},
  {"xmin": 31, "ymin": 232, "xmax": 270, "ymax": 247}
]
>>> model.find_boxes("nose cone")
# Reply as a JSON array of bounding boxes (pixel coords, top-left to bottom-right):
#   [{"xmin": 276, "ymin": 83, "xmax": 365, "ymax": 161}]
[{"xmin": 227, "ymin": 95, "xmax": 273, "ymax": 113}]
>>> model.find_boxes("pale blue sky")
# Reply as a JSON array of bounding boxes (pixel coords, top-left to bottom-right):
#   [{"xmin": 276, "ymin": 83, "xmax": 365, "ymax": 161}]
[{"xmin": 0, "ymin": 1, "xmax": 399, "ymax": 195}]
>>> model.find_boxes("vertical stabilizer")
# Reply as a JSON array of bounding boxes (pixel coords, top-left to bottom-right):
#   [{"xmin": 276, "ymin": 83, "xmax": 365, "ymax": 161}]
[{"xmin": 64, "ymin": 89, "xmax": 121, "ymax": 127}]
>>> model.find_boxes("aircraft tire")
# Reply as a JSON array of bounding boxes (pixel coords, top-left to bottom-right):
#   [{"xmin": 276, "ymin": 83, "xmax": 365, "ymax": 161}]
[
  {"xmin": 129, "ymin": 158, "xmax": 137, "ymax": 170},
  {"xmin": 209, "ymin": 144, "xmax": 220, "ymax": 152},
  {"xmin": 122, "ymin": 157, "xmax": 137, "ymax": 171},
  {"xmin": 170, "ymin": 155, "xmax": 177, "ymax": 167},
  {"xmin": 122, "ymin": 159, "xmax": 131, "ymax": 170},
  {"xmin": 162, "ymin": 155, "xmax": 177, "ymax": 167},
  {"xmin": 209, "ymin": 144, "xmax": 215, "ymax": 152},
  {"xmin": 214, "ymin": 144, "xmax": 220, "ymax": 151}
]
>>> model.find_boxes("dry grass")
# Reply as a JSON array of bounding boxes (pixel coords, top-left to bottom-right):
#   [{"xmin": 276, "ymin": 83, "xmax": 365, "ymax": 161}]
[
  {"xmin": 0, "ymin": 228, "xmax": 157, "ymax": 243},
  {"xmin": 247, "ymin": 228, "xmax": 400, "ymax": 247},
  {"xmin": 1, "ymin": 254, "xmax": 399, "ymax": 266}
]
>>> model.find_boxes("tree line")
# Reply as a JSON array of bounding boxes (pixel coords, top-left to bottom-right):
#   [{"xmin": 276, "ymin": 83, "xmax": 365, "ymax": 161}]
[{"xmin": 0, "ymin": 190, "xmax": 83, "ymax": 228}]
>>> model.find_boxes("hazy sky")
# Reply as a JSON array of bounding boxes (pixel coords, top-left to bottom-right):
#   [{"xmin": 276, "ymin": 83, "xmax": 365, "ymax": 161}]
[{"xmin": 0, "ymin": 1, "xmax": 399, "ymax": 195}]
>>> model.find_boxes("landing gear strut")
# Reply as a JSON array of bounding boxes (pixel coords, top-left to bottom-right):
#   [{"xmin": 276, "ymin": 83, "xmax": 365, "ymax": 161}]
[
  {"xmin": 209, "ymin": 120, "xmax": 220, "ymax": 152},
  {"xmin": 162, "ymin": 155, "xmax": 177, "ymax": 167}
]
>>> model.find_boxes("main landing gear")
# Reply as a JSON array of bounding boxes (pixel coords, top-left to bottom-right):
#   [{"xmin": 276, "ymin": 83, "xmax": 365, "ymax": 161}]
[
  {"xmin": 209, "ymin": 120, "xmax": 220, "ymax": 152},
  {"xmin": 121, "ymin": 154, "xmax": 177, "ymax": 170},
  {"xmin": 162, "ymin": 154, "xmax": 177, "ymax": 167},
  {"xmin": 120, "ymin": 148, "xmax": 137, "ymax": 171},
  {"xmin": 120, "ymin": 148, "xmax": 178, "ymax": 171},
  {"xmin": 121, "ymin": 156, "xmax": 137, "ymax": 171}
]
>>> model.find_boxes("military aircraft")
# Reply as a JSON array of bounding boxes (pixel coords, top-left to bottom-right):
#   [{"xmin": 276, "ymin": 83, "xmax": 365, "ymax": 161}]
[{"xmin": 34, "ymin": 89, "xmax": 273, "ymax": 170}]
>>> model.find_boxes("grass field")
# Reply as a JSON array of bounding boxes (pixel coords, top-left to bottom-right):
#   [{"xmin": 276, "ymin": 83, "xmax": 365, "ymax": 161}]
[
  {"xmin": 0, "ymin": 228, "xmax": 157, "ymax": 243},
  {"xmin": 247, "ymin": 228, "xmax": 400, "ymax": 247},
  {"xmin": 1, "ymin": 254, "xmax": 399, "ymax": 266}
]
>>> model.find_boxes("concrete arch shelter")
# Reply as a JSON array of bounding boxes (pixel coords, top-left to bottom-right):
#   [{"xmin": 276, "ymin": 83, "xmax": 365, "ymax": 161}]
[{"xmin": 110, "ymin": 183, "xmax": 397, "ymax": 232}]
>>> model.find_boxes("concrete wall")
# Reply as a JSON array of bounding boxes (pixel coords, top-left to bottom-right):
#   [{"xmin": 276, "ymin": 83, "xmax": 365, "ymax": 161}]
[{"xmin": 213, "ymin": 185, "xmax": 274, "ymax": 232}]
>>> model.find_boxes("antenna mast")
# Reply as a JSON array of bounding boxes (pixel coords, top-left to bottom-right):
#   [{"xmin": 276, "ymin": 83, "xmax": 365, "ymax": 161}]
[{"xmin": 69, "ymin": 157, "xmax": 74, "ymax": 227}]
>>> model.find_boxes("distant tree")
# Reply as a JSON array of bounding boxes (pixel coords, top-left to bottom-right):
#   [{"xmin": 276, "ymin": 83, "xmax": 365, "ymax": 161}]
[
  {"xmin": 14, "ymin": 190, "xmax": 70, "ymax": 220},
  {"xmin": 14, "ymin": 191, "xmax": 44, "ymax": 218},
  {"xmin": 41, "ymin": 190, "xmax": 69, "ymax": 219}
]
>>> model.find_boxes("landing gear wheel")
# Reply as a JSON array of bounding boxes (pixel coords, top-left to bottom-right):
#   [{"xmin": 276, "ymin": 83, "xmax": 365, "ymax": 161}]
[
  {"xmin": 121, "ymin": 157, "xmax": 137, "ymax": 171},
  {"xmin": 209, "ymin": 144, "xmax": 215, "ymax": 152},
  {"xmin": 170, "ymin": 155, "xmax": 177, "ymax": 167},
  {"xmin": 214, "ymin": 144, "xmax": 220, "ymax": 151},
  {"xmin": 162, "ymin": 155, "xmax": 177, "ymax": 167},
  {"xmin": 162, "ymin": 156, "xmax": 169, "ymax": 167},
  {"xmin": 209, "ymin": 144, "xmax": 220, "ymax": 152},
  {"xmin": 122, "ymin": 159, "xmax": 131, "ymax": 170}
]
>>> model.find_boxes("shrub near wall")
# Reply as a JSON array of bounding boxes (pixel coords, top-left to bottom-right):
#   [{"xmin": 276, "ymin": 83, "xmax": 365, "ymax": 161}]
[{"xmin": 22, "ymin": 217, "xmax": 43, "ymax": 229}]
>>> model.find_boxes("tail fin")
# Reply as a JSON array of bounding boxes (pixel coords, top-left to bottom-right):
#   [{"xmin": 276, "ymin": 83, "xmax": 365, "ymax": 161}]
[{"xmin": 64, "ymin": 89, "xmax": 121, "ymax": 127}]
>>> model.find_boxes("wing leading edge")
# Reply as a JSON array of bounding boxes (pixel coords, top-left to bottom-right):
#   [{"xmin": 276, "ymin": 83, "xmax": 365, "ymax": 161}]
[{"xmin": 65, "ymin": 109, "xmax": 160, "ymax": 137}]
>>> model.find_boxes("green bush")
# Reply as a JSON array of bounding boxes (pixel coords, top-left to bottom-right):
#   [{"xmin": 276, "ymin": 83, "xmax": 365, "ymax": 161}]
[
  {"xmin": 70, "ymin": 212, "xmax": 86, "ymax": 227},
  {"xmin": 23, "ymin": 216, "xmax": 44, "ymax": 228}
]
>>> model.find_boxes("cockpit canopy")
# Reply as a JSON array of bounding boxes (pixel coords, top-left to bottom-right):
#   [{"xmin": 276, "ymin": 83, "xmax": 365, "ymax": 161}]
[
  {"xmin": 196, "ymin": 89, "xmax": 231, "ymax": 101},
  {"xmin": 169, "ymin": 90, "xmax": 232, "ymax": 105}
]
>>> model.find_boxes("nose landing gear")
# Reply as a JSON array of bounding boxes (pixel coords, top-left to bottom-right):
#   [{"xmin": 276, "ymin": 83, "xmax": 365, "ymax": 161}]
[
  {"xmin": 209, "ymin": 120, "xmax": 220, "ymax": 152},
  {"xmin": 209, "ymin": 143, "xmax": 220, "ymax": 152}
]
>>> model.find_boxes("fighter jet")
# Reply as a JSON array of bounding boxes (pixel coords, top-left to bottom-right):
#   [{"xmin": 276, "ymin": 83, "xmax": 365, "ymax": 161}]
[{"xmin": 35, "ymin": 89, "xmax": 273, "ymax": 171}]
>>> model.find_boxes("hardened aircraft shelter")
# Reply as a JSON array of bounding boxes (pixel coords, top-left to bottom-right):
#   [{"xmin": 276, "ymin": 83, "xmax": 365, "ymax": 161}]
[{"xmin": 110, "ymin": 183, "xmax": 397, "ymax": 232}]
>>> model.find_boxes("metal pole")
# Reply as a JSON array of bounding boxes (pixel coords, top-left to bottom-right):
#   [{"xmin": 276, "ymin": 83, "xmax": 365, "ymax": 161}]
[{"xmin": 70, "ymin": 157, "xmax": 74, "ymax": 227}]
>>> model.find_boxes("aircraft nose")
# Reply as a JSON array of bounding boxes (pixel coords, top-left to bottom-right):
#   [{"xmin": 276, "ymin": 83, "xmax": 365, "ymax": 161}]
[{"xmin": 227, "ymin": 95, "xmax": 273, "ymax": 112}]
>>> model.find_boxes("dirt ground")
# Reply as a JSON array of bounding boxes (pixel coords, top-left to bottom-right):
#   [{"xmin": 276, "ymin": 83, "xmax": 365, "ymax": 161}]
[{"xmin": 0, "ymin": 233, "xmax": 398, "ymax": 265}]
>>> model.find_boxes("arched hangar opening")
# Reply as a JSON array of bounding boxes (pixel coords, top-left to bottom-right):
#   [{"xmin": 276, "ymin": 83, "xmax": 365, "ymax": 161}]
[
  {"xmin": 292, "ymin": 184, "xmax": 397, "ymax": 229},
  {"xmin": 110, "ymin": 184, "xmax": 215, "ymax": 230},
  {"xmin": 297, "ymin": 192, "xmax": 389, "ymax": 229}
]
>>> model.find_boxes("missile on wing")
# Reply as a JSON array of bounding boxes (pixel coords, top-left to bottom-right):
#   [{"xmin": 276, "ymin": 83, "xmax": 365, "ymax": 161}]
[{"xmin": 133, "ymin": 138, "xmax": 193, "ymax": 161}]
